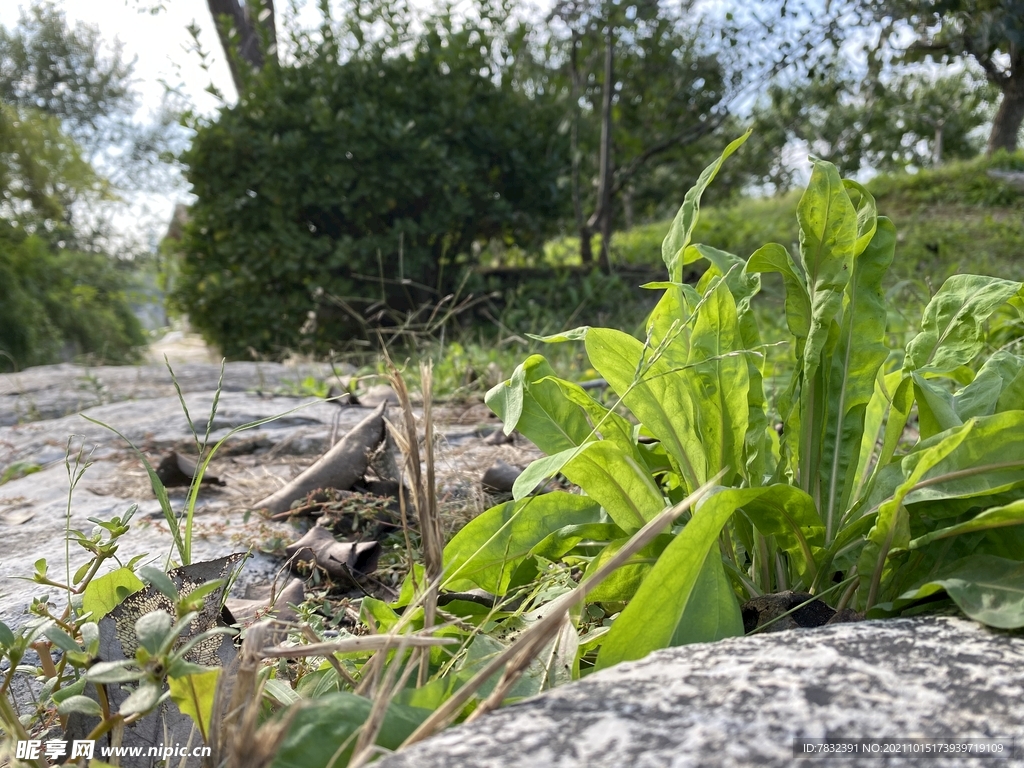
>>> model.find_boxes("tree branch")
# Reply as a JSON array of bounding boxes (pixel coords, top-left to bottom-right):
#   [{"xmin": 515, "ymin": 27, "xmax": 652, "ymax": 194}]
[
  {"xmin": 610, "ymin": 114, "xmax": 725, "ymax": 197},
  {"xmin": 206, "ymin": 0, "xmax": 277, "ymax": 93}
]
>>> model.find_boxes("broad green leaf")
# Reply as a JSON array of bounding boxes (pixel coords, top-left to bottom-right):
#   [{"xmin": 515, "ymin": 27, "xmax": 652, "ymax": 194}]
[
  {"xmin": 662, "ymin": 130, "xmax": 750, "ymax": 282},
  {"xmin": 669, "ymin": 549, "xmax": 743, "ymax": 646},
  {"xmin": 506, "ymin": 378, "xmax": 648, "ymax": 499},
  {"xmin": 263, "ymin": 677, "xmax": 302, "ymax": 707},
  {"xmin": 691, "ymin": 244, "xmax": 769, "ymax": 482},
  {"xmin": 81, "ymin": 567, "xmax": 144, "ymax": 621},
  {"xmin": 586, "ymin": 328, "xmax": 704, "ymax": 492},
  {"xmin": 796, "ymin": 158, "xmax": 858, "ymax": 384},
  {"xmin": 686, "ymin": 278, "xmax": 750, "ymax": 485},
  {"xmin": 858, "ymin": 419, "xmax": 975, "ymax": 608},
  {"xmin": 747, "ymin": 242, "xmax": 810, "ymax": 342},
  {"xmin": 168, "ymin": 669, "xmax": 219, "ymax": 742},
  {"xmin": 44, "ymin": 625, "xmax": 80, "ymax": 653},
  {"xmin": 645, "ymin": 282, "xmax": 699, "ymax": 366},
  {"xmin": 842, "ymin": 179, "xmax": 878, "ymax": 257},
  {"xmin": 747, "ymin": 242, "xmax": 810, "ymax": 483},
  {"xmin": 596, "ymin": 486, "xmax": 760, "ymax": 669},
  {"xmin": 738, "ymin": 484, "xmax": 825, "ymax": 585},
  {"xmin": 512, "ymin": 447, "xmax": 578, "ymax": 500},
  {"xmin": 443, "ymin": 492, "xmax": 603, "ymax": 594},
  {"xmin": 996, "ymin": 365, "xmax": 1024, "ymax": 413},
  {"xmin": 0, "ymin": 621, "xmax": 14, "ymax": 648},
  {"xmin": 901, "ymin": 412, "xmax": 1024, "ymax": 507},
  {"xmin": 558, "ymin": 441, "xmax": 666, "ymax": 533},
  {"xmin": 913, "ymin": 373, "xmax": 960, "ymax": 439},
  {"xmin": 904, "ymin": 275, "xmax": 1021, "ymax": 374},
  {"xmin": 580, "ymin": 534, "xmax": 673, "ymax": 603},
  {"xmin": 51, "ymin": 676, "xmax": 87, "ymax": 704},
  {"xmin": 120, "ymin": 681, "xmax": 164, "ymax": 716},
  {"xmin": 954, "ymin": 351, "xmax": 1024, "ymax": 420},
  {"xmin": 910, "ymin": 499, "xmax": 1024, "ymax": 549},
  {"xmin": 509, "ymin": 523, "xmax": 623, "ymax": 592},
  {"xmin": 360, "ymin": 597, "xmax": 401, "ymax": 633},
  {"xmin": 874, "ymin": 373, "xmax": 915, "ymax": 475},
  {"xmin": 820, "ymin": 217, "xmax": 894, "ymax": 538},
  {"xmin": 887, "ymin": 555, "xmax": 1024, "ymax": 629},
  {"xmin": 135, "ymin": 610, "xmax": 173, "ymax": 655},
  {"xmin": 485, "ymin": 362, "xmax": 527, "ymax": 436},
  {"xmin": 792, "ymin": 160, "xmax": 858, "ymax": 506},
  {"xmin": 139, "ymin": 566, "xmax": 178, "ymax": 600},
  {"xmin": 87, "ymin": 660, "xmax": 144, "ymax": 684},
  {"xmin": 485, "ymin": 355, "xmax": 595, "ymax": 453},
  {"xmin": 271, "ymin": 693, "xmax": 431, "ymax": 768},
  {"xmin": 851, "ymin": 369, "xmax": 894, "ymax": 503},
  {"xmin": 550, "ymin": 378, "xmax": 640, "ymax": 459}
]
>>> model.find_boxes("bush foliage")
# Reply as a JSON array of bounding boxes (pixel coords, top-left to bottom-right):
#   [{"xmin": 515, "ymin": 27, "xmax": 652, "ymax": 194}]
[
  {"xmin": 0, "ymin": 102, "xmax": 145, "ymax": 373},
  {"xmin": 0, "ymin": 223, "xmax": 145, "ymax": 371},
  {"xmin": 175, "ymin": 33, "xmax": 569, "ymax": 358}
]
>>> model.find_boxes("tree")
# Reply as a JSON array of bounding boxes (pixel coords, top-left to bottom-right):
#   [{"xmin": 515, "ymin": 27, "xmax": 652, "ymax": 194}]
[
  {"xmin": 0, "ymin": 3, "xmax": 135, "ymax": 151},
  {"xmin": 0, "ymin": 104, "xmax": 102, "ymax": 227},
  {"xmin": 871, "ymin": 0, "xmax": 1024, "ymax": 154},
  {"xmin": 0, "ymin": 106, "xmax": 144, "ymax": 371},
  {"xmin": 752, "ymin": 62, "xmax": 993, "ymax": 185},
  {"xmin": 546, "ymin": 0, "xmax": 730, "ymax": 271},
  {"xmin": 0, "ymin": 6, "xmax": 148, "ymax": 370},
  {"xmin": 881, "ymin": 69, "xmax": 995, "ymax": 166},
  {"xmin": 0, "ymin": 3, "xmax": 182, "ymax": 230},
  {"xmin": 205, "ymin": 0, "xmax": 277, "ymax": 93},
  {"xmin": 174, "ymin": 18, "xmax": 569, "ymax": 357}
]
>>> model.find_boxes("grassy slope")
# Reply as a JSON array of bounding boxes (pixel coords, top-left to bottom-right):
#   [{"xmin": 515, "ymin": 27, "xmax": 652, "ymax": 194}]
[
  {"xmin": 603, "ymin": 153, "xmax": 1024, "ymax": 285},
  {"xmin": 392, "ymin": 156, "xmax": 1024, "ymax": 399}
]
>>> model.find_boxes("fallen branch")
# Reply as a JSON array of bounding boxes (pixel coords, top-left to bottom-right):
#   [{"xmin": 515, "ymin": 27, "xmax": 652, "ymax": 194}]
[{"xmin": 254, "ymin": 402, "xmax": 387, "ymax": 515}]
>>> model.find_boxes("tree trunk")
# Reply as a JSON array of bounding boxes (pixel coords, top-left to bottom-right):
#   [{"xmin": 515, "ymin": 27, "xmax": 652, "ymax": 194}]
[
  {"xmin": 569, "ymin": 31, "xmax": 591, "ymax": 266},
  {"xmin": 622, "ymin": 185, "xmax": 634, "ymax": 230},
  {"xmin": 594, "ymin": 17, "xmax": 614, "ymax": 275},
  {"xmin": 987, "ymin": 78, "xmax": 1024, "ymax": 155},
  {"xmin": 580, "ymin": 227, "xmax": 594, "ymax": 265},
  {"xmin": 207, "ymin": 0, "xmax": 277, "ymax": 93},
  {"xmin": 933, "ymin": 121, "xmax": 944, "ymax": 166}
]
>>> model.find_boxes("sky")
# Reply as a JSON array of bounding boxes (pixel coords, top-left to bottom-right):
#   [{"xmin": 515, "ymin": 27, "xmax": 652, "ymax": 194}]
[
  {"xmin": 0, "ymin": 0, "xmax": 546, "ymax": 245},
  {"xmin": 1, "ymin": 0, "xmax": 236, "ymax": 118},
  {"xmin": 0, "ymin": 1, "xmax": 252, "ymax": 249}
]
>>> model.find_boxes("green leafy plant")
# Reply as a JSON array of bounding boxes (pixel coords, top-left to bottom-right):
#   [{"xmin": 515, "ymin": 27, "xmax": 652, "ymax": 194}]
[{"xmin": 444, "ymin": 130, "xmax": 1024, "ymax": 673}]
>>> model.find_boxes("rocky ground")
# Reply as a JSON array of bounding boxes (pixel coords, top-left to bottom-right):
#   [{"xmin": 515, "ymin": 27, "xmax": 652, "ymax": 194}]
[{"xmin": 0, "ymin": 356, "xmax": 537, "ymax": 629}]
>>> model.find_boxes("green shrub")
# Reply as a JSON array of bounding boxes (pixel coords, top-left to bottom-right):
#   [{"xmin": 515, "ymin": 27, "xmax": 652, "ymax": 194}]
[
  {"xmin": 174, "ymin": 35, "xmax": 568, "ymax": 359},
  {"xmin": 0, "ymin": 224, "xmax": 145, "ymax": 371}
]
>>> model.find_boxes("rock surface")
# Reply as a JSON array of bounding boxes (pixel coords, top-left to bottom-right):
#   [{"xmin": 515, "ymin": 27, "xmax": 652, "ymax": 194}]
[
  {"xmin": 0, "ymin": 361, "xmax": 535, "ymax": 628},
  {"xmin": 377, "ymin": 616, "xmax": 1024, "ymax": 768}
]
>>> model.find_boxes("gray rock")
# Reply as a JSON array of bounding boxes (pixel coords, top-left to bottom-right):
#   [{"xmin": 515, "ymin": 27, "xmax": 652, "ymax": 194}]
[
  {"xmin": 0, "ymin": 363, "xmax": 369, "ymax": 629},
  {"xmin": 358, "ymin": 383, "xmax": 400, "ymax": 407},
  {"xmin": 377, "ymin": 616, "xmax": 1024, "ymax": 768},
  {"xmin": 0, "ymin": 361, "xmax": 350, "ymax": 427}
]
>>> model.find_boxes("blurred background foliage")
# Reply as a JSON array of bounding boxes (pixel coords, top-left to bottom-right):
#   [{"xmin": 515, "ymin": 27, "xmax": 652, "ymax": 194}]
[{"xmin": 1, "ymin": 0, "xmax": 1023, "ymax": 374}]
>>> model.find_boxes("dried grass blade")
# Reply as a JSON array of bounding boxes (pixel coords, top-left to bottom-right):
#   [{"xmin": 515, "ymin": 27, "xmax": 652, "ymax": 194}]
[{"xmin": 418, "ymin": 361, "xmax": 444, "ymax": 685}]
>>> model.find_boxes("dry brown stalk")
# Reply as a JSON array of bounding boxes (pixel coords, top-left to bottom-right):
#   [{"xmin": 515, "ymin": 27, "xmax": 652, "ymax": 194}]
[
  {"xmin": 384, "ymin": 358, "xmax": 444, "ymax": 687},
  {"xmin": 206, "ymin": 622, "xmax": 301, "ymax": 768},
  {"xmin": 257, "ymin": 634, "xmax": 456, "ymax": 659}
]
